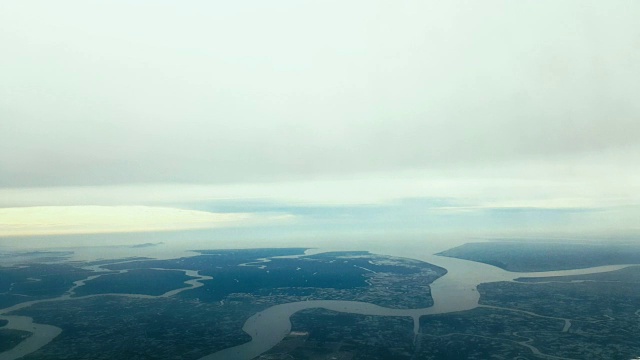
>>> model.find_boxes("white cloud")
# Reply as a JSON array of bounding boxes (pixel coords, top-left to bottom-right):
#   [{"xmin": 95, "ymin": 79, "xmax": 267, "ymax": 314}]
[
  {"xmin": 1, "ymin": 147, "xmax": 638, "ymax": 210},
  {"xmin": 0, "ymin": 1, "xmax": 638, "ymax": 240},
  {"xmin": 0, "ymin": 206, "xmax": 292, "ymax": 237},
  {"xmin": 1, "ymin": 0, "xmax": 639, "ymax": 186}
]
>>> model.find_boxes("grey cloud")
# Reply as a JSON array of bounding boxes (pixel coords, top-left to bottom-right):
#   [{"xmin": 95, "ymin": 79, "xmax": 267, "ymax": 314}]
[{"xmin": 1, "ymin": 0, "xmax": 639, "ymax": 187}]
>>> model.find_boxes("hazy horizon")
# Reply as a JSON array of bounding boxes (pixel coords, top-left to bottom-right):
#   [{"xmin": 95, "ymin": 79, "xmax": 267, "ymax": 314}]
[{"xmin": 1, "ymin": 0, "xmax": 639, "ymax": 245}]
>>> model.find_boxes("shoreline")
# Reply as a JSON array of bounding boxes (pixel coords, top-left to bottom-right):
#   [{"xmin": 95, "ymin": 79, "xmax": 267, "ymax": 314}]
[{"xmin": 0, "ymin": 248, "xmax": 634, "ymax": 360}]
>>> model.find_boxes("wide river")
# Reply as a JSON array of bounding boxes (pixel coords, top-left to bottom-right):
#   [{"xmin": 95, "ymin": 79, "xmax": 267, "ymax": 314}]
[
  {"xmin": 0, "ymin": 249, "xmax": 633, "ymax": 360},
  {"xmin": 199, "ymin": 253, "xmax": 630, "ymax": 360}
]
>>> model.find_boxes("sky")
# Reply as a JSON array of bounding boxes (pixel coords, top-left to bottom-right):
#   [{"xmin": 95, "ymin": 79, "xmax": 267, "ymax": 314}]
[{"xmin": 1, "ymin": 0, "xmax": 639, "ymax": 246}]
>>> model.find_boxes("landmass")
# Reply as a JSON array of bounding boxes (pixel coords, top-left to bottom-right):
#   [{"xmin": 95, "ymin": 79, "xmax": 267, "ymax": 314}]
[
  {"xmin": 1, "ymin": 243, "xmax": 638, "ymax": 359},
  {"xmin": 438, "ymin": 241, "xmax": 640, "ymax": 271},
  {"xmin": 1, "ymin": 248, "xmax": 445, "ymax": 359}
]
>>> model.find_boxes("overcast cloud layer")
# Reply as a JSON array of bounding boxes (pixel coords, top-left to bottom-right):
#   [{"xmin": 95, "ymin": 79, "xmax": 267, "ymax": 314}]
[
  {"xmin": 2, "ymin": 0, "xmax": 639, "ymax": 186},
  {"xmin": 1, "ymin": 1, "xmax": 639, "ymax": 239}
]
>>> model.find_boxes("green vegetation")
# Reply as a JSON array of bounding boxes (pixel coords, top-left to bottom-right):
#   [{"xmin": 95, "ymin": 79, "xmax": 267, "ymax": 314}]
[
  {"xmin": 5, "ymin": 249, "xmax": 444, "ymax": 359},
  {"xmin": 264, "ymin": 308, "xmax": 415, "ymax": 360},
  {"xmin": 0, "ymin": 329, "xmax": 32, "ymax": 353},
  {"xmin": 476, "ymin": 267, "xmax": 640, "ymax": 359},
  {"xmin": 73, "ymin": 269, "xmax": 192, "ymax": 297},
  {"xmin": 16, "ymin": 296, "xmax": 253, "ymax": 360},
  {"xmin": 0, "ymin": 264, "xmax": 94, "ymax": 308}
]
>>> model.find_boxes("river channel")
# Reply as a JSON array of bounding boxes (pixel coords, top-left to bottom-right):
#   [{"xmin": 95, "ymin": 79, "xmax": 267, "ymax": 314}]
[
  {"xmin": 199, "ymin": 253, "xmax": 631, "ymax": 360},
  {"xmin": 0, "ymin": 251, "xmax": 633, "ymax": 360}
]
